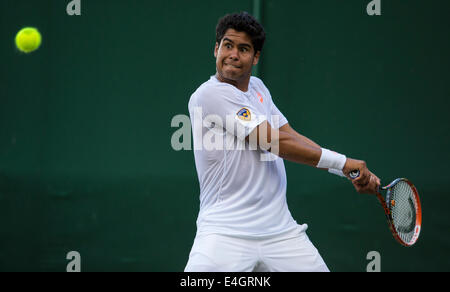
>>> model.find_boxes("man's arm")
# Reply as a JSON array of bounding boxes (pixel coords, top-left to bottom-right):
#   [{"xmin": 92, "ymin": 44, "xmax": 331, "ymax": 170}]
[
  {"xmin": 247, "ymin": 121, "xmax": 379, "ymax": 194},
  {"xmin": 278, "ymin": 123, "xmax": 322, "ymax": 149}
]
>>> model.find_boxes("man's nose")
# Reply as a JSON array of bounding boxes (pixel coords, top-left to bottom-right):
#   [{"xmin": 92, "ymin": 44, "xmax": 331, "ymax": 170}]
[{"xmin": 228, "ymin": 48, "xmax": 239, "ymax": 60}]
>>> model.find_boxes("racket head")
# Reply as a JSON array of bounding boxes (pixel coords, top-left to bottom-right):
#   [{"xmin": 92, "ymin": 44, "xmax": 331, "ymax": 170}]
[{"xmin": 382, "ymin": 178, "xmax": 422, "ymax": 246}]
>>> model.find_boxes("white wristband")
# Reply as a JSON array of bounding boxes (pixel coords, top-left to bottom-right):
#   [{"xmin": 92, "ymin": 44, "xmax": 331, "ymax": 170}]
[
  {"xmin": 317, "ymin": 148, "xmax": 347, "ymax": 170},
  {"xmin": 328, "ymin": 168, "xmax": 346, "ymax": 178}
]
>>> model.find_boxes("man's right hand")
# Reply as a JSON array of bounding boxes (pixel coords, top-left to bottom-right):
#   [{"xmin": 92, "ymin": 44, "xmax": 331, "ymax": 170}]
[
  {"xmin": 352, "ymin": 171, "xmax": 380, "ymax": 195},
  {"xmin": 343, "ymin": 158, "xmax": 371, "ymax": 187},
  {"xmin": 343, "ymin": 158, "xmax": 380, "ymax": 194}
]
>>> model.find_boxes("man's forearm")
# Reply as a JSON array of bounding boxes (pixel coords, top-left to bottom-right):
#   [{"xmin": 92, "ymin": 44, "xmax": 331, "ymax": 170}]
[
  {"xmin": 276, "ymin": 130, "xmax": 322, "ymax": 167},
  {"xmin": 260, "ymin": 124, "xmax": 375, "ymax": 192},
  {"xmin": 278, "ymin": 124, "xmax": 322, "ymax": 149},
  {"xmin": 250, "ymin": 121, "xmax": 342, "ymax": 170}
]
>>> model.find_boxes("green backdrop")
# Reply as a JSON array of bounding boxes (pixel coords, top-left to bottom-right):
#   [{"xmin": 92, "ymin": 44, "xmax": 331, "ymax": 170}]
[{"xmin": 1, "ymin": 0, "xmax": 449, "ymax": 271}]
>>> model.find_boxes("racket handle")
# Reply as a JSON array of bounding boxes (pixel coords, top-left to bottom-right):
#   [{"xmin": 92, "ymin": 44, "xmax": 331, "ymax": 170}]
[
  {"xmin": 349, "ymin": 170, "xmax": 382, "ymax": 193},
  {"xmin": 349, "ymin": 170, "xmax": 360, "ymax": 179}
]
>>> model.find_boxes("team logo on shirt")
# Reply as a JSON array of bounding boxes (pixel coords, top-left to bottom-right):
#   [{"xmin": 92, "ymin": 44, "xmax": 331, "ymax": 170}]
[{"xmin": 237, "ymin": 108, "xmax": 251, "ymax": 121}]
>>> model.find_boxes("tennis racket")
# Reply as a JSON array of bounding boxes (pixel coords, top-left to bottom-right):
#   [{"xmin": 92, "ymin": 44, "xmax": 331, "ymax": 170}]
[{"xmin": 350, "ymin": 170, "xmax": 422, "ymax": 247}]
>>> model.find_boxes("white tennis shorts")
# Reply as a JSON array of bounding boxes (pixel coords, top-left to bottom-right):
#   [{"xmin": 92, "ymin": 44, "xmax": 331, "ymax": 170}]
[{"xmin": 184, "ymin": 226, "xmax": 329, "ymax": 272}]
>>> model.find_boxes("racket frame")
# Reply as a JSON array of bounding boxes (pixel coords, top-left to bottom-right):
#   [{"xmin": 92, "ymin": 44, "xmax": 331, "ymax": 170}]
[
  {"xmin": 348, "ymin": 171, "xmax": 422, "ymax": 246},
  {"xmin": 378, "ymin": 178, "xmax": 422, "ymax": 247}
]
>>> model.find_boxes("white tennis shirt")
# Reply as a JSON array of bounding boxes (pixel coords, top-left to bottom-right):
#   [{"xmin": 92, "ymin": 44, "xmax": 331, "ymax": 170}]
[{"xmin": 188, "ymin": 75, "xmax": 303, "ymax": 238}]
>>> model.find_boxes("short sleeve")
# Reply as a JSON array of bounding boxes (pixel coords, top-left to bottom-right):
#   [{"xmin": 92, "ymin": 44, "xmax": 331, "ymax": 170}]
[
  {"xmin": 192, "ymin": 83, "xmax": 267, "ymax": 140},
  {"xmin": 251, "ymin": 76, "xmax": 288, "ymax": 129},
  {"xmin": 271, "ymin": 101, "xmax": 288, "ymax": 129}
]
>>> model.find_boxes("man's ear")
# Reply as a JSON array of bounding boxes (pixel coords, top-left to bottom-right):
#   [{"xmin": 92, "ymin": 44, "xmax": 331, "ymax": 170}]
[
  {"xmin": 214, "ymin": 42, "xmax": 219, "ymax": 58},
  {"xmin": 253, "ymin": 51, "xmax": 261, "ymax": 66}
]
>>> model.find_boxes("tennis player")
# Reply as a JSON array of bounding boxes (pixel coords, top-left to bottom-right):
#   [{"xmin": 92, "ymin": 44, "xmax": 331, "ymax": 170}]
[{"xmin": 185, "ymin": 12, "xmax": 380, "ymax": 272}]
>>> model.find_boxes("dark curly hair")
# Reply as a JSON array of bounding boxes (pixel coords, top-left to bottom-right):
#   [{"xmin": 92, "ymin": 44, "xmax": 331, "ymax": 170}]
[{"xmin": 216, "ymin": 12, "xmax": 266, "ymax": 54}]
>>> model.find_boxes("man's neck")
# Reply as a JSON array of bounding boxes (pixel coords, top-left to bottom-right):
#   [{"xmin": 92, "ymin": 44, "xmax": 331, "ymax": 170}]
[{"xmin": 215, "ymin": 72, "xmax": 250, "ymax": 92}]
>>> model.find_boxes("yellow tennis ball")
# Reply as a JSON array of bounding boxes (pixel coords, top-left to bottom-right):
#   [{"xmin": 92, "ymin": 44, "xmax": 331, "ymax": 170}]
[{"xmin": 15, "ymin": 27, "xmax": 42, "ymax": 53}]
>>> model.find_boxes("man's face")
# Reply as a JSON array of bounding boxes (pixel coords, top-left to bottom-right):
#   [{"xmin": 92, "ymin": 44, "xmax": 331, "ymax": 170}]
[{"xmin": 214, "ymin": 29, "xmax": 260, "ymax": 84}]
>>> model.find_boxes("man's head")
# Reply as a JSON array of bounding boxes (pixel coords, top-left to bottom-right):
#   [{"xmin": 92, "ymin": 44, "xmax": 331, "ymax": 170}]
[
  {"xmin": 214, "ymin": 12, "xmax": 266, "ymax": 88},
  {"xmin": 216, "ymin": 12, "xmax": 266, "ymax": 55}
]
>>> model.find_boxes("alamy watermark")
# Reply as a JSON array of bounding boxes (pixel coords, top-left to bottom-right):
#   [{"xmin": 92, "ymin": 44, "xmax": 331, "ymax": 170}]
[
  {"xmin": 170, "ymin": 107, "xmax": 280, "ymax": 162},
  {"xmin": 66, "ymin": 1, "xmax": 380, "ymax": 17},
  {"xmin": 67, "ymin": 0, "xmax": 81, "ymax": 16},
  {"xmin": 367, "ymin": 0, "xmax": 382, "ymax": 16},
  {"xmin": 366, "ymin": 251, "xmax": 381, "ymax": 272},
  {"xmin": 66, "ymin": 251, "xmax": 81, "ymax": 272}
]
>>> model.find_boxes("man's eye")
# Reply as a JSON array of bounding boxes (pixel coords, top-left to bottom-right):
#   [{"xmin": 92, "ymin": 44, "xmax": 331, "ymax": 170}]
[
  {"xmin": 240, "ymin": 47, "xmax": 248, "ymax": 52},
  {"xmin": 225, "ymin": 44, "xmax": 232, "ymax": 49}
]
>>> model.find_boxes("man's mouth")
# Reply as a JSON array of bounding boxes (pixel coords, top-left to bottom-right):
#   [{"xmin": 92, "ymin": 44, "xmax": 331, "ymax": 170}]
[{"xmin": 224, "ymin": 62, "xmax": 241, "ymax": 69}]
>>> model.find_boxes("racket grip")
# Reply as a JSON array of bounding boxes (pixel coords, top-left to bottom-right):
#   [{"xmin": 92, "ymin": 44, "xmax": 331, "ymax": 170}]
[
  {"xmin": 349, "ymin": 170, "xmax": 360, "ymax": 179},
  {"xmin": 349, "ymin": 170, "xmax": 382, "ymax": 193}
]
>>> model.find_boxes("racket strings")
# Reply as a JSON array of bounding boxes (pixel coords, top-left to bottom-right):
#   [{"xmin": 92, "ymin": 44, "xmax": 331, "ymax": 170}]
[{"xmin": 389, "ymin": 181, "xmax": 417, "ymax": 243}]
